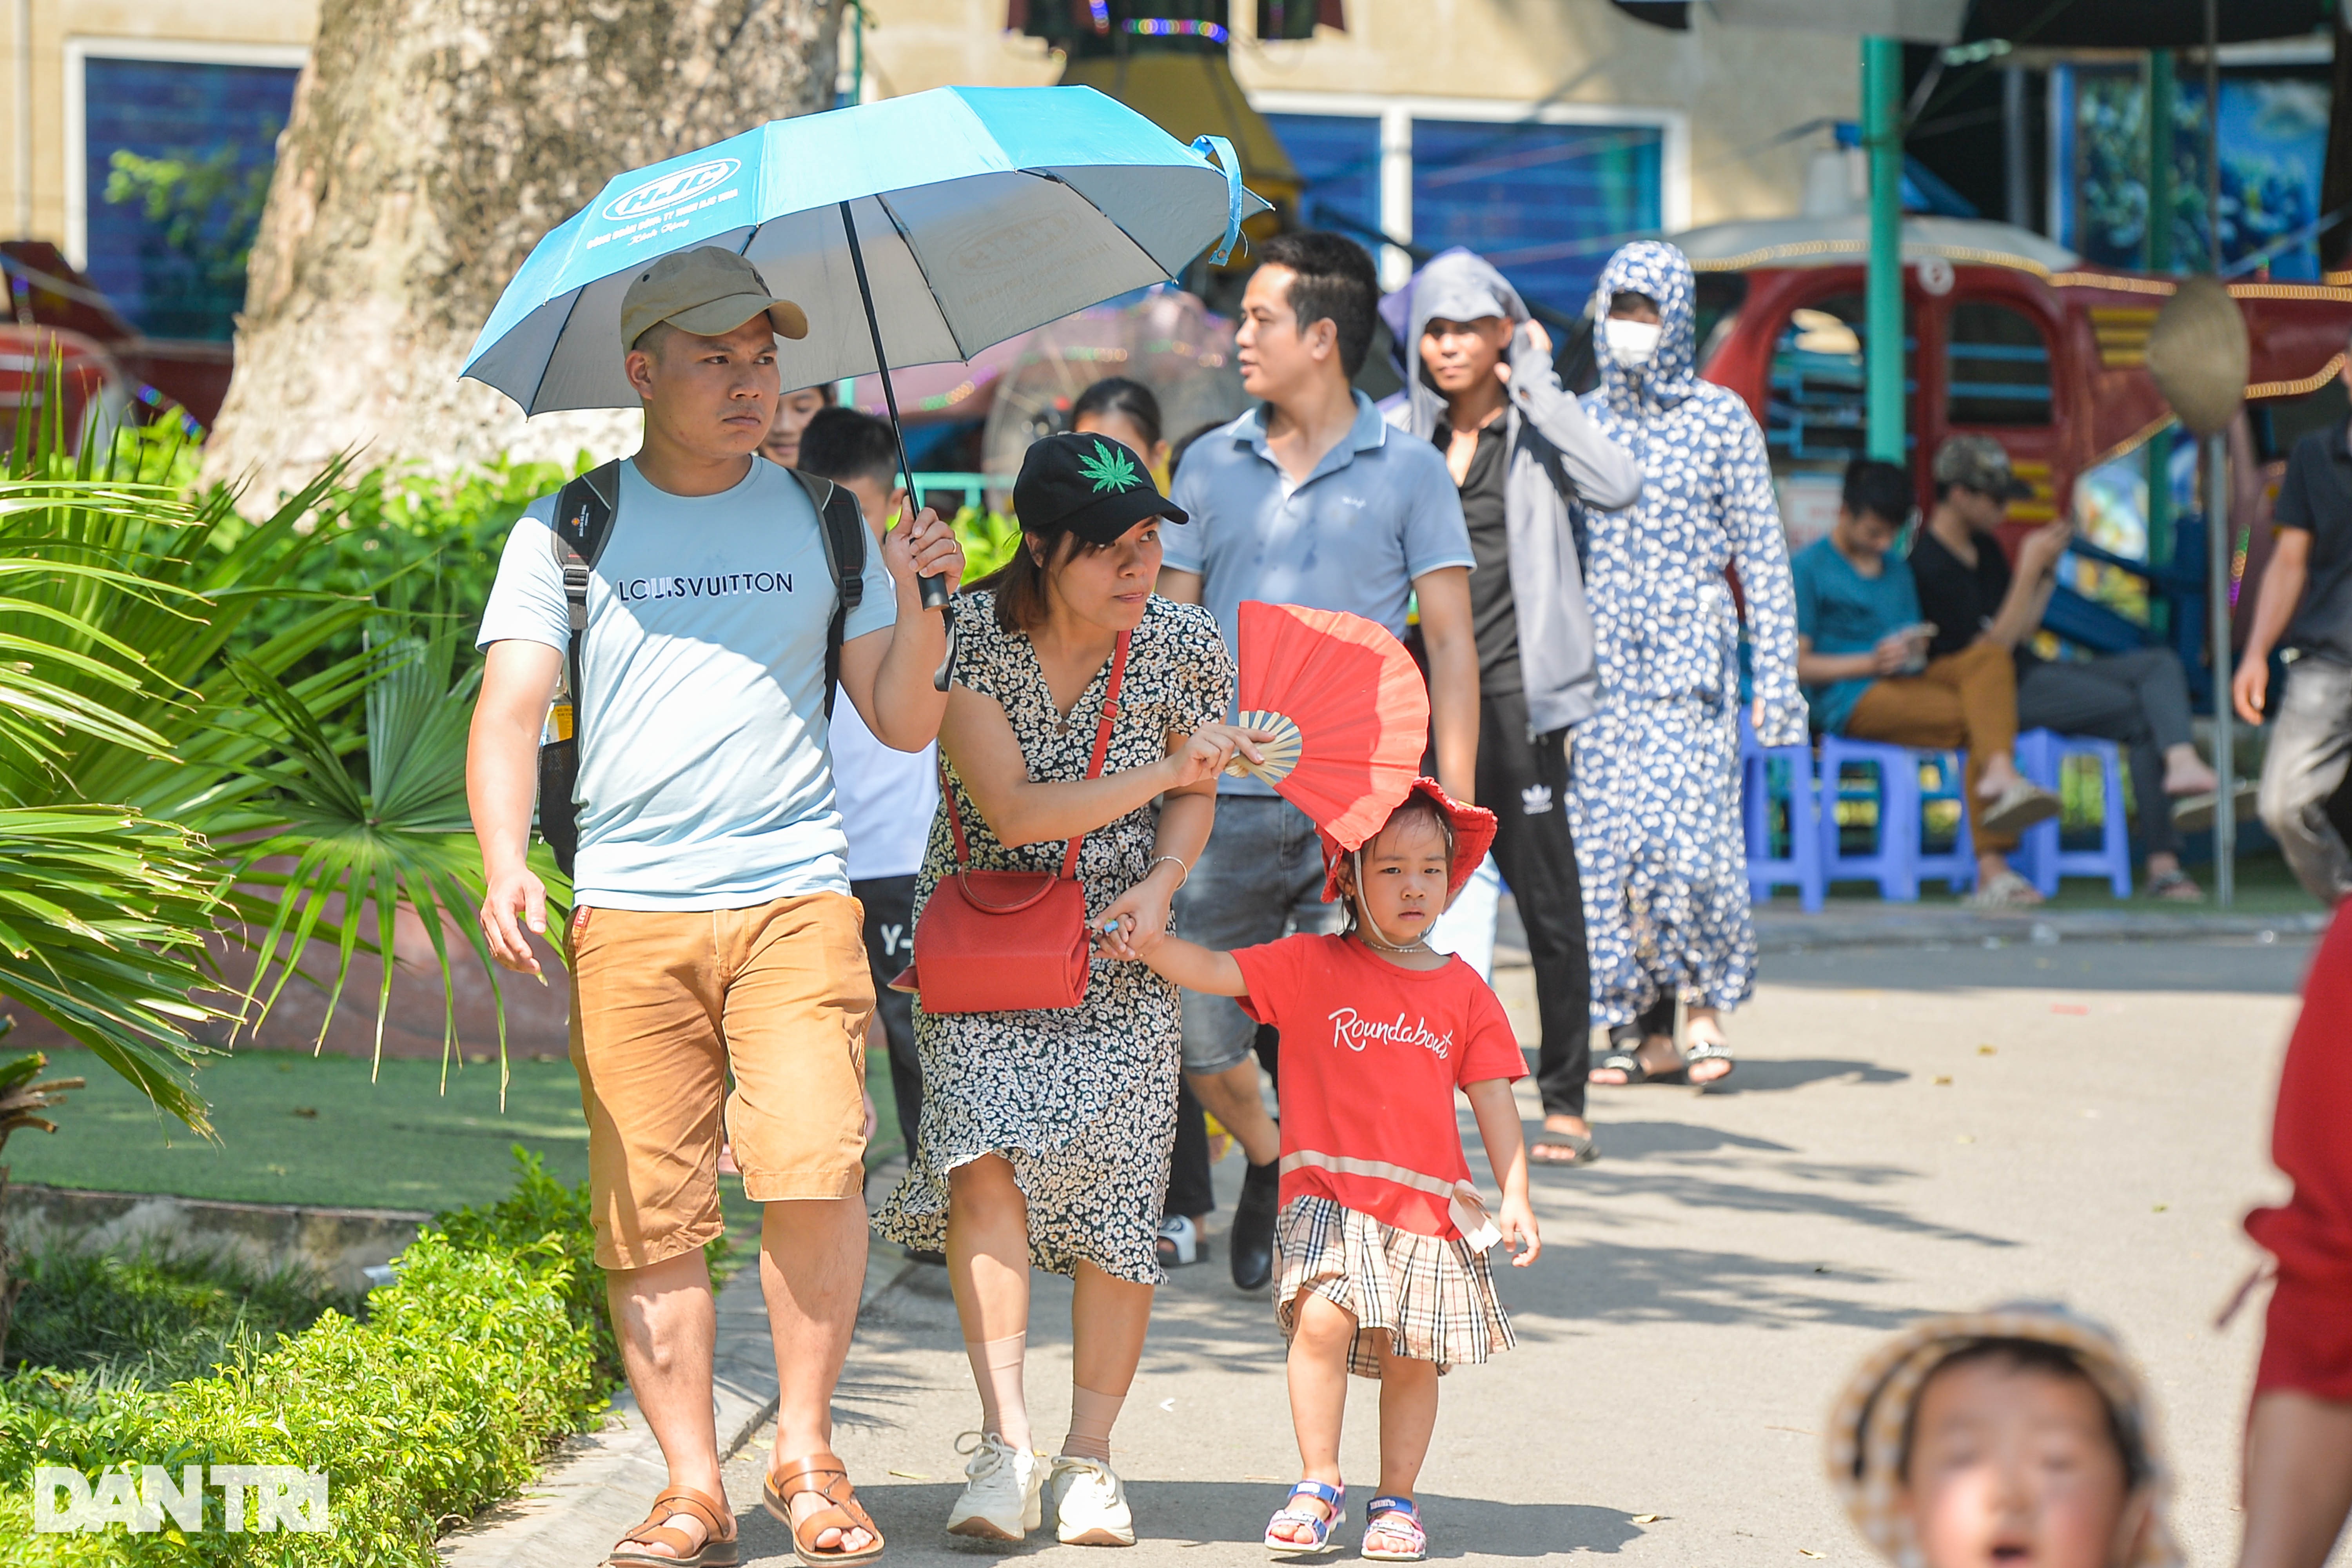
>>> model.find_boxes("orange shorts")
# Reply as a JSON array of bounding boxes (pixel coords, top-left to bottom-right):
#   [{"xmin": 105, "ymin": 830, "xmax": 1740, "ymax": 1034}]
[{"xmin": 567, "ymin": 892, "xmax": 873, "ymax": 1270}]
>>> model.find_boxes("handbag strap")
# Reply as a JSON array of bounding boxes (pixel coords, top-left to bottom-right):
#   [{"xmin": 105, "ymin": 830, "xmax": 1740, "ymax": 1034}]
[{"xmin": 942, "ymin": 630, "xmax": 1132, "ymax": 879}]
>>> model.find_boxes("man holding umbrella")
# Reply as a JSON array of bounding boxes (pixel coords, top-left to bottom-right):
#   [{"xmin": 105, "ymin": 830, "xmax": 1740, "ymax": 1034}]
[{"xmin": 469, "ymin": 247, "xmax": 963, "ymax": 1567}]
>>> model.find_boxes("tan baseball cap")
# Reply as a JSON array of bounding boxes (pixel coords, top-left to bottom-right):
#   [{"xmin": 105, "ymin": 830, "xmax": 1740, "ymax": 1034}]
[{"xmin": 619, "ymin": 247, "xmax": 808, "ymax": 352}]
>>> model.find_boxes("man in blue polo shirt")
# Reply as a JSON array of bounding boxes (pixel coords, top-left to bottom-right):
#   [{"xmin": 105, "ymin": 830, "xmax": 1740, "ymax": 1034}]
[{"xmin": 1159, "ymin": 231, "xmax": 1477, "ymax": 1292}]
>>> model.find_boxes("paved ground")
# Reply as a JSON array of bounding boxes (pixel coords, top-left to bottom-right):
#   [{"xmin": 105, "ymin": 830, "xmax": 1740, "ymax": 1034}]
[{"xmin": 696, "ymin": 935, "xmax": 2323, "ymax": 1568}]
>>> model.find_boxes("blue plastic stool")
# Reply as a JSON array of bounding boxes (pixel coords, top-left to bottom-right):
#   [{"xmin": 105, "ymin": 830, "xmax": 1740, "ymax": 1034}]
[
  {"xmin": 1818, "ymin": 735, "xmax": 1979, "ymax": 900},
  {"xmin": 1912, "ymin": 748, "xmax": 1979, "ymax": 894},
  {"xmin": 1739, "ymin": 719, "xmax": 1824, "ymax": 913},
  {"xmin": 2011, "ymin": 728, "xmax": 2133, "ymax": 899}
]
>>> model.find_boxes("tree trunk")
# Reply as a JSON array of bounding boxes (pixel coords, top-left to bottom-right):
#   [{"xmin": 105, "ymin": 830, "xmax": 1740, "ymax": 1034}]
[{"xmin": 203, "ymin": 0, "xmax": 842, "ymax": 501}]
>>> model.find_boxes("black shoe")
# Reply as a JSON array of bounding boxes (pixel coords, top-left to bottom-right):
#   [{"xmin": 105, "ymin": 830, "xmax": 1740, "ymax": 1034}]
[{"xmin": 1230, "ymin": 1158, "xmax": 1279, "ymax": 1292}]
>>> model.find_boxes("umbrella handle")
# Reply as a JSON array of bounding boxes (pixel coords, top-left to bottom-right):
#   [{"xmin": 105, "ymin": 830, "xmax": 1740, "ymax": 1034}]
[
  {"xmin": 839, "ymin": 199, "xmax": 953, "ymax": 614},
  {"xmin": 1191, "ymin": 136, "xmax": 1244, "ymax": 266}
]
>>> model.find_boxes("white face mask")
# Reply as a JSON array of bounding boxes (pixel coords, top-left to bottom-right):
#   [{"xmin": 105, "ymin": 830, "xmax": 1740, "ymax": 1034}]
[{"xmin": 1603, "ymin": 317, "xmax": 1664, "ymax": 368}]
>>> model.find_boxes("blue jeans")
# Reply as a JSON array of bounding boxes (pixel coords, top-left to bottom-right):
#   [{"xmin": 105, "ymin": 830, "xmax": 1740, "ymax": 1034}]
[{"xmin": 1173, "ymin": 795, "xmax": 1341, "ymax": 1076}]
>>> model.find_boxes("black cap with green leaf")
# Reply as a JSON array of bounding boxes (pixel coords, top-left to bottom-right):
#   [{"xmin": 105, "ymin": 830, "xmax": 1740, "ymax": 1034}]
[{"xmin": 1011, "ymin": 432, "xmax": 1189, "ymax": 546}]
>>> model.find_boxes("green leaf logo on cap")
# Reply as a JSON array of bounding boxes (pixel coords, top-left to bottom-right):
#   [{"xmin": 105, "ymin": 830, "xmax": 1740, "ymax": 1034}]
[{"xmin": 1078, "ymin": 440, "xmax": 1144, "ymax": 495}]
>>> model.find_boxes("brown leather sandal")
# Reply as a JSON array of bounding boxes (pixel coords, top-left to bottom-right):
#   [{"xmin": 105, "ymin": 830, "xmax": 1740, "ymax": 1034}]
[
  {"xmin": 610, "ymin": 1483, "xmax": 738, "ymax": 1566},
  {"xmin": 763, "ymin": 1452, "xmax": 886, "ymax": 1567}
]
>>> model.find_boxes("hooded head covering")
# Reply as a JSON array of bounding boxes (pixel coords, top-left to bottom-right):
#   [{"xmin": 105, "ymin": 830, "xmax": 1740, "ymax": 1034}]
[
  {"xmin": 1393, "ymin": 250, "xmax": 1528, "ymax": 442},
  {"xmin": 1589, "ymin": 240, "xmax": 1700, "ymax": 416},
  {"xmin": 1825, "ymin": 1303, "xmax": 2181, "ymax": 1568},
  {"xmin": 1318, "ymin": 777, "xmax": 1498, "ymax": 907}
]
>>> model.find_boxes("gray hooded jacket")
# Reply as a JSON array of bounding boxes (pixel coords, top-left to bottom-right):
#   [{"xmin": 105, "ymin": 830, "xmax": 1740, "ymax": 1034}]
[{"xmin": 1384, "ymin": 251, "xmax": 1642, "ymax": 736}]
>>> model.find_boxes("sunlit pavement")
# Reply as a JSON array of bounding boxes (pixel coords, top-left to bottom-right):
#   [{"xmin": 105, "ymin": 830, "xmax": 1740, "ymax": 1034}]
[{"xmin": 717, "ymin": 936, "xmax": 2316, "ymax": 1566}]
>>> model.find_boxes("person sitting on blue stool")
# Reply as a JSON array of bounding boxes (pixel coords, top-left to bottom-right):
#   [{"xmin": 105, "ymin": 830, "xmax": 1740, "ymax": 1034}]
[
  {"xmin": 1792, "ymin": 458, "xmax": 2062, "ymax": 907},
  {"xmin": 1909, "ymin": 436, "xmax": 2218, "ymax": 902}
]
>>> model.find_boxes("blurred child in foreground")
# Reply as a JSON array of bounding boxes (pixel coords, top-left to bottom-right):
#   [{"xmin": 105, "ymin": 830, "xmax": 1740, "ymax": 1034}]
[{"xmin": 1827, "ymin": 1304, "xmax": 2178, "ymax": 1568}]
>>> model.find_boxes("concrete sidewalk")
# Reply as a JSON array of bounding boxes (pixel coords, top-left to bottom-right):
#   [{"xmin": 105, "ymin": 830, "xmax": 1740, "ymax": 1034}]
[
  {"xmin": 689, "ymin": 935, "xmax": 2316, "ymax": 1567},
  {"xmin": 439, "ymin": 934, "xmax": 2325, "ymax": 1565}
]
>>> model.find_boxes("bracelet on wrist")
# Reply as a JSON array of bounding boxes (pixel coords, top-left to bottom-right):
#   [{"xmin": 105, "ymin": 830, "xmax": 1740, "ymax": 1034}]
[{"xmin": 1146, "ymin": 854, "xmax": 1190, "ymax": 891}]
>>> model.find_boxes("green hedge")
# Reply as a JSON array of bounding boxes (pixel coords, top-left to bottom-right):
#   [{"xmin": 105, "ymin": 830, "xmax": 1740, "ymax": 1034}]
[{"xmin": 0, "ymin": 1151, "xmax": 614, "ymax": 1566}]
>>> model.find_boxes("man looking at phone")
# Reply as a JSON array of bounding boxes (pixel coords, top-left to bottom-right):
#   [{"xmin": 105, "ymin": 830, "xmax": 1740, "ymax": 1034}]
[
  {"xmin": 1791, "ymin": 457, "xmax": 2060, "ymax": 905},
  {"xmin": 1911, "ymin": 436, "xmax": 2218, "ymax": 900}
]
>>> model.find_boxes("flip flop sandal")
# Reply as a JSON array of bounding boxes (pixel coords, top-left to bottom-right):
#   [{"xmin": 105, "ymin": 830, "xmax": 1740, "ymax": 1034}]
[
  {"xmin": 1588, "ymin": 1050, "xmax": 1653, "ymax": 1086},
  {"xmin": 1362, "ymin": 1496, "xmax": 1428, "ymax": 1563},
  {"xmin": 1977, "ymin": 781, "xmax": 2062, "ymax": 838},
  {"xmin": 1529, "ymin": 1131, "xmax": 1600, "ymax": 1165},
  {"xmin": 2146, "ymin": 868, "xmax": 2204, "ymax": 902},
  {"xmin": 1683, "ymin": 1041, "xmax": 1735, "ymax": 1087},
  {"xmin": 1966, "ymin": 869, "xmax": 2042, "ymax": 909},
  {"xmin": 1265, "ymin": 1479, "xmax": 1346, "ymax": 1558},
  {"xmin": 764, "ymin": 1453, "xmax": 885, "ymax": 1568},
  {"xmin": 611, "ymin": 1484, "xmax": 739, "ymax": 1567}
]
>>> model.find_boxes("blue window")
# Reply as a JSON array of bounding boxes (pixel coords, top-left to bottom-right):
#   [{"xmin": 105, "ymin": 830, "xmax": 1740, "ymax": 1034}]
[
  {"xmin": 84, "ymin": 56, "xmax": 301, "ymax": 340},
  {"xmin": 1261, "ymin": 110, "xmax": 1664, "ymax": 319},
  {"xmin": 1944, "ymin": 302, "xmax": 2051, "ymax": 426},
  {"xmin": 1263, "ymin": 111, "xmax": 1381, "ymax": 246},
  {"xmin": 1408, "ymin": 119, "xmax": 1661, "ymax": 314}
]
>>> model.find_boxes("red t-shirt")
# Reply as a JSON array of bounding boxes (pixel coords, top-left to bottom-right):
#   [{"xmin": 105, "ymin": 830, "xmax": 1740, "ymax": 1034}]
[
  {"xmin": 1232, "ymin": 933, "xmax": 1528, "ymax": 1240},
  {"xmin": 2247, "ymin": 907, "xmax": 2352, "ymax": 1401}
]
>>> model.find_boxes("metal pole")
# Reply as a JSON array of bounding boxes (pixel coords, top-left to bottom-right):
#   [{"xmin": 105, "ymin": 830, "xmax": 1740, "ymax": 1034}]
[
  {"xmin": 2205, "ymin": 2, "xmax": 2221, "ymax": 274},
  {"xmin": 2204, "ymin": 0, "xmax": 2234, "ymax": 906},
  {"xmin": 2002, "ymin": 65, "xmax": 2031, "ymax": 230},
  {"xmin": 839, "ymin": 198, "xmax": 951, "ymax": 613},
  {"xmin": 1863, "ymin": 36, "xmax": 1906, "ymax": 464},
  {"xmin": 2208, "ymin": 432, "xmax": 2235, "ymax": 906},
  {"xmin": 2148, "ymin": 49, "xmax": 2174, "ymax": 274}
]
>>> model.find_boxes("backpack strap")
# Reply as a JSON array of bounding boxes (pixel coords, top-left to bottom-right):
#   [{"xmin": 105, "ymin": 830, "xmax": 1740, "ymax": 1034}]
[
  {"xmin": 536, "ymin": 461, "xmax": 621, "ymax": 877},
  {"xmin": 791, "ymin": 468, "xmax": 868, "ymax": 719},
  {"xmin": 548, "ymin": 459, "xmax": 623, "ymax": 730}
]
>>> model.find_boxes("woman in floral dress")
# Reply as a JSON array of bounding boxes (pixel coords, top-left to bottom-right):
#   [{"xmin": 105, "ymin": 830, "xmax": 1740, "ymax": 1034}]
[
  {"xmin": 1571, "ymin": 241, "xmax": 1807, "ymax": 1087},
  {"xmin": 876, "ymin": 432, "xmax": 1251, "ymax": 1547}
]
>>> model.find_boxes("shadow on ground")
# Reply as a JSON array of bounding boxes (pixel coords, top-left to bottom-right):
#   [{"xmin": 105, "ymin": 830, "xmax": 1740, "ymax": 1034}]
[
  {"xmin": 1757, "ymin": 938, "xmax": 2314, "ymax": 995},
  {"xmin": 726, "ymin": 1481, "xmax": 1648, "ymax": 1561}
]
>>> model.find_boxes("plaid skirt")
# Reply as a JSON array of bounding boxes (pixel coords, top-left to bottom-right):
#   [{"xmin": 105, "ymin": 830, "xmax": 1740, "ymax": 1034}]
[{"xmin": 1272, "ymin": 1195, "xmax": 1515, "ymax": 1379}]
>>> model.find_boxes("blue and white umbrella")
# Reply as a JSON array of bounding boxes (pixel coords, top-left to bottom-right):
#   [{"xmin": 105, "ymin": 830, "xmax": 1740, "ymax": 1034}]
[{"xmin": 462, "ymin": 84, "xmax": 1263, "ymax": 415}]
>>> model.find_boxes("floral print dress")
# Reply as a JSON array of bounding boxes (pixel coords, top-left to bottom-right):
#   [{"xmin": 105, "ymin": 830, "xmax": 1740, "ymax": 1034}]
[
  {"xmin": 1570, "ymin": 241, "xmax": 1807, "ymax": 1026},
  {"xmin": 875, "ymin": 592, "xmax": 1234, "ymax": 1283}
]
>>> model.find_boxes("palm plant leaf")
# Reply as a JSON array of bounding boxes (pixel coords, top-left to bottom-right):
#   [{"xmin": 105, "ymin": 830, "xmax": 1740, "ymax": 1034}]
[
  {"xmin": 0, "ymin": 396, "xmax": 541, "ymax": 1127},
  {"xmin": 0, "ymin": 805, "xmax": 225, "ymax": 1131},
  {"xmin": 225, "ymin": 623, "xmax": 542, "ymax": 1091}
]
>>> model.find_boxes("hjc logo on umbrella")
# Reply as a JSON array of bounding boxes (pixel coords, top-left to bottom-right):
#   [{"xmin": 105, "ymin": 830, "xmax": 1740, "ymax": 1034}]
[{"xmin": 603, "ymin": 158, "xmax": 742, "ymax": 222}]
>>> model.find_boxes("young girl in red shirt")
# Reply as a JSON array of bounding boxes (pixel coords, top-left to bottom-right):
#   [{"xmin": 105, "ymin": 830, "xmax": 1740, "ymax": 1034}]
[{"xmin": 1104, "ymin": 779, "xmax": 1541, "ymax": 1563}]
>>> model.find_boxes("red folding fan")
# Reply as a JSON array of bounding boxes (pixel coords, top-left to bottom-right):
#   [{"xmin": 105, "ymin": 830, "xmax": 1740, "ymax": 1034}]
[{"xmin": 1229, "ymin": 600, "xmax": 1430, "ymax": 852}]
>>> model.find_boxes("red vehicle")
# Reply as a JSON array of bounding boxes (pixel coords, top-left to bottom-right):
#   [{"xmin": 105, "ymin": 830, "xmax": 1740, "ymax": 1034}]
[
  {"xmin": 0, "ymin": 241, "xmax": 232, "ymax": 430},
  {"xmin": 0, "ymin": 324, "xmax": 132, "ymax": 453},
  {"xmin": 1684, "ymin": 215, "xmax": 2352, "ymax": 667}
]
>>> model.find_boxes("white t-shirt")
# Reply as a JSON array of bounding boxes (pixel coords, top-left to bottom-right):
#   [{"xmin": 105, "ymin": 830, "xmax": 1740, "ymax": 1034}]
[
  {"xmin": 477, "ymin": 458, "xmax": 898, "ymax": 911},
  {"xmin": 828, "ymin": 697, "xmax": 936, "ymax": 882}
]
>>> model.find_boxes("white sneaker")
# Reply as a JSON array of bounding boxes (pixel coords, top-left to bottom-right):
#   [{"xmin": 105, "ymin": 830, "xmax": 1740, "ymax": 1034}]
[
  {"xmin": 946, "ymin": 1432, "xmax": 1043, "ymax": 1540},
  {"xmin": 1048, "ymin": 1453, "xmax": 1137, "ymax": 1546}
]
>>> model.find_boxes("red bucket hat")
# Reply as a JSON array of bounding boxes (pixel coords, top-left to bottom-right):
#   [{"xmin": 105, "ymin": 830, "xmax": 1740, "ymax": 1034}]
[{"xmin": 1318, "ymin": 777, "xmax": 1498, "ymax": 906}]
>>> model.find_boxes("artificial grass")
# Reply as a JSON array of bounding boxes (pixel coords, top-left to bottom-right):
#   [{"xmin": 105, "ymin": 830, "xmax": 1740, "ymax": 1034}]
[{"xmin": 5, "ymin": 1045, "xmax": 903, "ymax": 1216}]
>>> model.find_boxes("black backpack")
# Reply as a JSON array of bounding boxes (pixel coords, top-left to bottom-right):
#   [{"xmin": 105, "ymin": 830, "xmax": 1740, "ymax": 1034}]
[{"xmin": 535, "ymin": 459, "xmax": 869, "ymax": 877}]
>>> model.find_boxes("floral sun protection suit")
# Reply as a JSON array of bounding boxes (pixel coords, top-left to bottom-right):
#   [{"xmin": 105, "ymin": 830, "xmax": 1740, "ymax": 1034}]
[{"xmin": 1570, "ymin": 241, "xmax": 1806, "ymax": 1027}]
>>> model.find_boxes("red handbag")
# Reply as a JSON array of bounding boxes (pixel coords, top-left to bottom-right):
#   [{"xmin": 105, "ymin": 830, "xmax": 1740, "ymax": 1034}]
[{"xmin": 893, "ymin": 632, "xmax": 1129, "ymax": 1014}]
